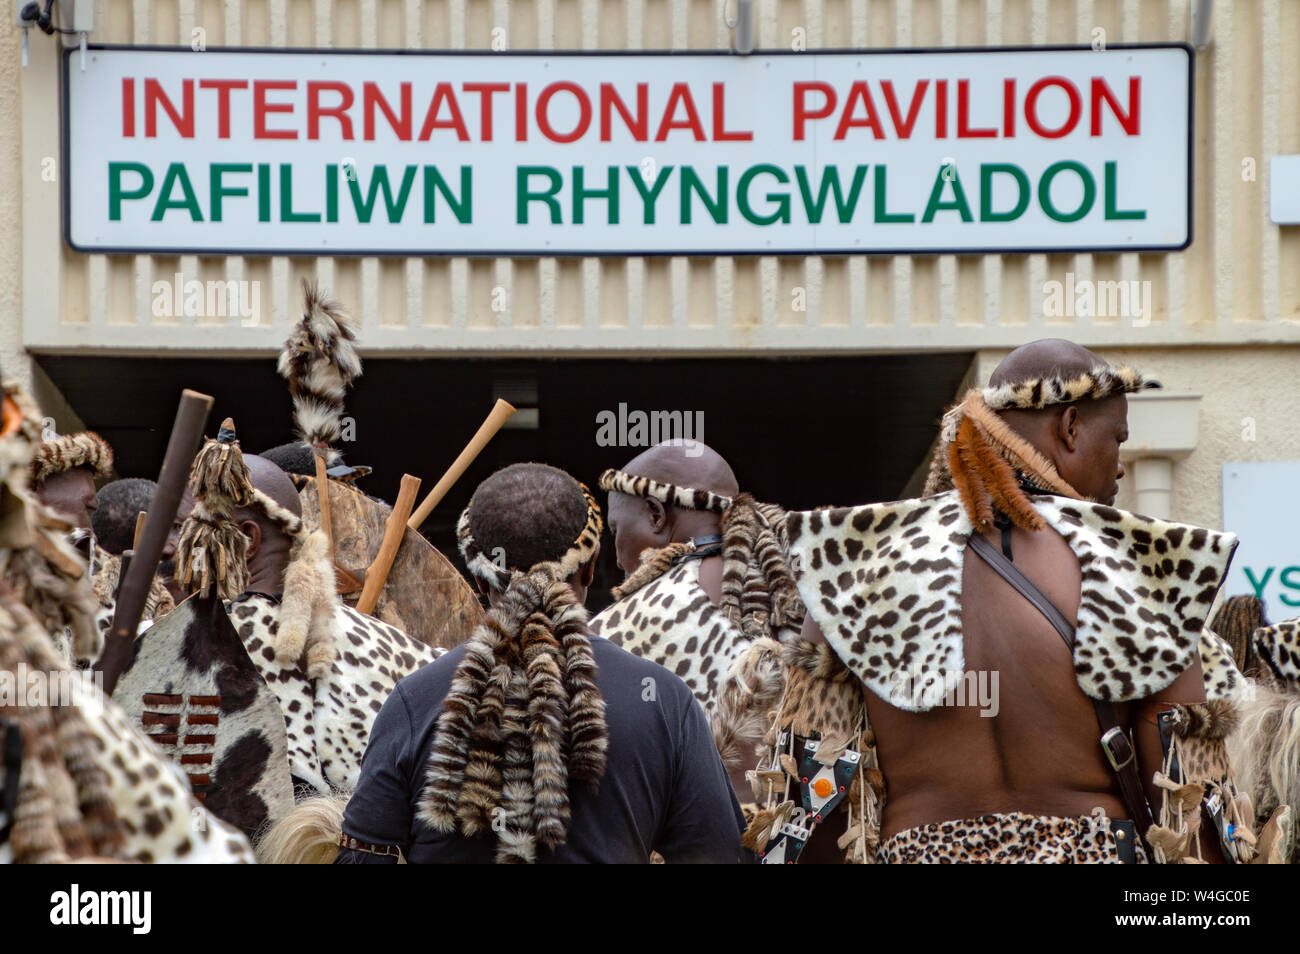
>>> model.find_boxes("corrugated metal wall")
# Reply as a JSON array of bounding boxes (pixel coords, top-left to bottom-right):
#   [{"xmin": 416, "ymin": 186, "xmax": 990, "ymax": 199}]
[{"xmin": 21, "ymin": 0, "xmax": 1300, "ymax": 354}]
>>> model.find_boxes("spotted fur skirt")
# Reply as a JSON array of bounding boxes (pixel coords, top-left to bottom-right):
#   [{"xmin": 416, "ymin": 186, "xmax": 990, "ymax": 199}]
[{"xmin": 877, "ymin": 812, "xmax": 1148, "ymax": 864}]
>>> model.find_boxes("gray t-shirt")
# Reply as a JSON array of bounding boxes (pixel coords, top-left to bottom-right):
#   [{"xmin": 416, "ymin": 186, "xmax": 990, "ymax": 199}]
[{"xmin": 338, "ymin": 634, "xmax": 752, "ymax": 864}]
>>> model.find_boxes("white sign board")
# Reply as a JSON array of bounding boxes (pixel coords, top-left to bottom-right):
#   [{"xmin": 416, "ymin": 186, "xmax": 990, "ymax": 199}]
[
  {"xmin": 1221, "ymin": 461, "xmax": 1300, "ymax": 616},
  {"xmin": 65, "ymin": 45, "xmax": 1193, "ymax": 256}
]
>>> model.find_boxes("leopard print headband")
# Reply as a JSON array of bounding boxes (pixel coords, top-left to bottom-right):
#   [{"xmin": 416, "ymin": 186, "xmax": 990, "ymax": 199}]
[
  {"xmin": 598, "ymin": 468, "xmax": 734, "ymax": 514},
  {"xmin": 457, "ymin": 482, "xmax": 603, "ymax": 591},
  {"xmin": 981, "ymin": 365, "xmax": 1159, "ymax": 412}
]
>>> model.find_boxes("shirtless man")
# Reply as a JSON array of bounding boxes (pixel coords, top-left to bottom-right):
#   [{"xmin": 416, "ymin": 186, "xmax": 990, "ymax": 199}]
[{"xmin": 759, "ymin": 340, "xmax": 1250, "ymax": 863}]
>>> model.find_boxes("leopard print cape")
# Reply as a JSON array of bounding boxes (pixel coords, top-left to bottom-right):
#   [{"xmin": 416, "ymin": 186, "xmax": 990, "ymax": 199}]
[
  {"xmin": 784, "ymin": 490, "xmax": 1237, "ymax": 708},
  {"xmin": 225, "ymin": 593, "xmax": 440, "ymax": 793},
  {"xmin": 1200, "ymin": 628, "xmax": 1248, "ymax": 700},
  {"xmin": 590, "ymin": 557, "xmax": 738, "ymax": 707},
  {"xmin": 1252, "ymin": 617, "xmax": 1300, "ymax": 688},
  {"xmin": 588, "ymin": 556, "xmax": 786, "ymax": 772}
]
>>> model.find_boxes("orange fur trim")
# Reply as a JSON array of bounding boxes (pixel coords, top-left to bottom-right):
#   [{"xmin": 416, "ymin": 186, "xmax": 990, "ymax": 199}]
[
  {"xmin": 963, "ymin": 395, "xmax": 1080, "ymax": 499},
  {"xmin": 966, "ymin": 417, "xmax": 1045, "ymax": 532},
  {"xmin": 950, "ymin": 419, "xmax": 991, "ymax": 530}
]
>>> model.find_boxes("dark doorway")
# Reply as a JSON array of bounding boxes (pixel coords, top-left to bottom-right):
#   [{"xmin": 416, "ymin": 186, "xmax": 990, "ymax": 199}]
[{"xmin": 38, "ymin": 352, "xmax": 973, "ymax": 612}]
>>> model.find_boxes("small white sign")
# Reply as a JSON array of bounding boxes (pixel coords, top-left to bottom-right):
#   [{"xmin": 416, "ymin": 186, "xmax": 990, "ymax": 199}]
[
  {"xmin": 1221, "ymin": 461, "xmax": 1300, "ymax": 616},
  {"xmin": 1269, "ymin": 155, "xmax": 1300, "ymax": 225}
]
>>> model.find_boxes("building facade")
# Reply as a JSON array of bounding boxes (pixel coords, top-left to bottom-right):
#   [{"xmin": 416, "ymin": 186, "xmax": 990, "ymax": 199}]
[{"xmin": 3, "ymin": 0, "xmax": 1298, "ymax": 608}]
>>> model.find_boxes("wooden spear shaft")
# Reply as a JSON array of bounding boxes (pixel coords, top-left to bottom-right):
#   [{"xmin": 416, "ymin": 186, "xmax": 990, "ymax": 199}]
[
  {"xmin": 407, "ymin": 399, "xmax": 515, "ymax": 530},
  {"xmin": 356, "ymin": 473, "xmax": 421, "ymax": 615},
  {"xmin": 97, "ymin": 389, "xmax": 213, "ymax": 696},
  {"xmin": 314, "ymin": 449, "xmax": 334, "ymax": 559}
]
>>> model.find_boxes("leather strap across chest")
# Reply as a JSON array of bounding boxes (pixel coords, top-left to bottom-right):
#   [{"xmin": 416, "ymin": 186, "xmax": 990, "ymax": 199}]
[{"xmin": 967, "ymin": 531, "xmax": 1155, "ymax": 854}]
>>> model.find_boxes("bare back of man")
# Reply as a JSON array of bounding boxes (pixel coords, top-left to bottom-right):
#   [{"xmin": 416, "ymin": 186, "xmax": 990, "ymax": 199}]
[{"xmin": 869, "ymin": 521, "xmax": 1128, "ymax": 838}]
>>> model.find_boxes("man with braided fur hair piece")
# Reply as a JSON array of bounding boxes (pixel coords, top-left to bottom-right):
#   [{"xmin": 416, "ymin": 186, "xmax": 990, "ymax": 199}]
[
  {"xmin": 760, "ymin": 339, "xmax": 1260, "ymax": 864},
  {"xmin": 112, "ymin": 422, "xmax": 438, "ymax": 841},
  {"xmin": 589, "ymin": 442, "xmax": 798, "ymax": 800},
  {"xmin": 335, "ymin": 462, "xmax": 748, "ymax": 863}
]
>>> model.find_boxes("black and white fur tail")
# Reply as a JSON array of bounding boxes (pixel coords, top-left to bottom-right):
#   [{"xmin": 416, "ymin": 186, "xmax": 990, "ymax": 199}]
[{"xmin": 277, "ymin": 279, "xmax": 362, "ymax": 466}]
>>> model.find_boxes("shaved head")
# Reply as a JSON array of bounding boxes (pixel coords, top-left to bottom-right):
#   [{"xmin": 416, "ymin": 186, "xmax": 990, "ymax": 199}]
[
  {"xmin": 606, "ymin": 441, "xmax": 737, "ymax": 575},
  {"xmin": 240, "ymin": 455, "xmax": 303, "ymax": 520},
  {"xmin": 990, "ymin": 339, "xmax": 1130, "ymax": 505},
  {"xmin": 988, "ymin": 338, "xmax": 1110, "ymax": 388},
  {"xmin": 619, "ymin": 441, "xmax": 739, "ymax": 499}
]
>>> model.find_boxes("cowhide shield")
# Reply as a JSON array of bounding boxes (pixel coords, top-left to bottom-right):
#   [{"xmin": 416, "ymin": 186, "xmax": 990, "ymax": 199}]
[
  {"xmin": 291, "ymin": 473, "xmax": 483, "ymax": 651},
  {"xmin": 112, "ymin": 595, "xmax": 294, "ymax": 841}
]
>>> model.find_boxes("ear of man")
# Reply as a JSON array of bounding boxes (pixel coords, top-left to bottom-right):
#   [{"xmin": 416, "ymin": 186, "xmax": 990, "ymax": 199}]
[
  {"xmin": 578, "ymin": 551, "xmax": 599, "ymax": 588},
  {"xmin": 240, "ymin": 519, "xmax": 262, "ymax": 562},
  {"xmin": 1056, "ymin": 405, "xmax": 1082, "ymax": 454},
  {"xmin": 644, "ymin": 497, "xmax": 667, "ymax": 533}
]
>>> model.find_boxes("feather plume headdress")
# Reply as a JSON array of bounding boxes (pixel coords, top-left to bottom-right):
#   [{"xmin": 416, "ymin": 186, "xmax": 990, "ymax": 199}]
[
  {"xmin": 419, "ymin": 485, "xmax": 608, "ymax": 863},
  {"xmin": 923, "ymin": 364, "xmax": 1159, "ymax": 532},
  {"xmin": 175, "ymin": 418, "xmax": 339, "ymax": 678},
  {"xmin": 277, "ymin": 280, "xmax": 362, "ymax": 468}
]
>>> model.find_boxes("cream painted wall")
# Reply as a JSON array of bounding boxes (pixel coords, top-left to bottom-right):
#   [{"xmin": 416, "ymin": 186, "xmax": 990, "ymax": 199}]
[
  {"xmin": 973, "ymin": 346, "xmax": 1300, "ymax": 530},
  {"xmin": 6, "ymin": 0, "xmax": 1300, "ymax": 356}
]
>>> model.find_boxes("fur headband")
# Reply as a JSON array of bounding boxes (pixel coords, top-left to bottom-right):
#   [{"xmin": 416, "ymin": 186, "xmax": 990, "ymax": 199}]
[
  {"xmin": 924, "ymin": 363, "xmax": 1157, "ymax": 528},
  {"xmin": 982, "ymin": 364, "xmax": 1159, "ymax": 412},
  {"xmin": 457, "ymin": 482, "xmax": 603, "ymax": 592},
  {"xmin": 31, "ymin": 431, "xmax": 113, "ymax": 484},
  {"xmin": 598, "ymin": 468, "xmax": 734, "ymax": 514}
]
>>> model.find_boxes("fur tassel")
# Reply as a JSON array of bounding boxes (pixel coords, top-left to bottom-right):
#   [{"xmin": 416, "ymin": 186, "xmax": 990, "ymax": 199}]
[
  {"xmin": 175, "ymin": 420, "xmax": 255, "ymax": 600},
  {"xmin": 612, "ymin": 543, "xmax": 690, "ymax": 600},
  {"xmin": 175, "ymin": 508, "xmax": 248, "ymax": 600},
  {"xmin": 256, "ymin": 795, "xmax": 348, "ymax": 864},
  {"xmin": 711, "ymin": 637, "xmax": 784, "ymax": 773},
  {"xmin": 1172, "ymin": 698, "xmax": 1239, "ymax": 740},
  {"xmin": 276, "ymin": 528, "xmax": 339, "ymax": 676},
  {"xmin": 277, "ymin": 280, "xmax": 361, "ymax": 465},
  {"xmin": 188, "ymin": 428, "xmax": 252, "ymax": 512},
  {"xmin": 742, "ymin": 808, "xmax": 780, "ymax": 852},
  {"xmin": 950, "ymin": 418, "xmax": 994, "ymax": 531}
]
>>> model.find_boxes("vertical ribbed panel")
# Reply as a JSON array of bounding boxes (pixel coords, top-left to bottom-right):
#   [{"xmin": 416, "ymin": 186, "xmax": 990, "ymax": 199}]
[{"xmin": 25, "ymin": 0, "xmax": 1300, "ymax": 355}]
